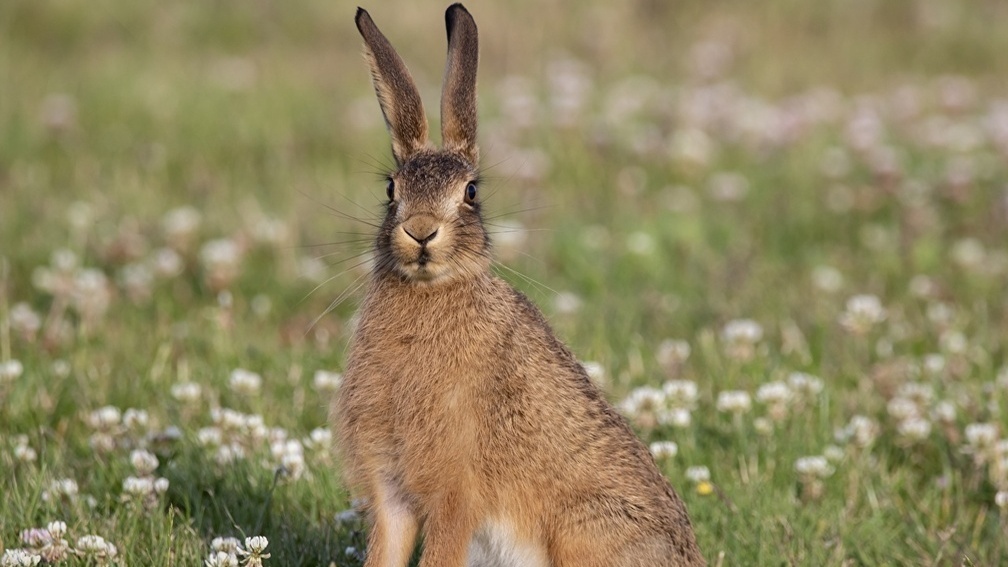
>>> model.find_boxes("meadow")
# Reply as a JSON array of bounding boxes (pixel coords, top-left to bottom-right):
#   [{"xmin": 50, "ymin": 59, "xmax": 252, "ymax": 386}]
[{"xmin": 2, "ymin": 0, "xmax": 1008, "ymax": 564}]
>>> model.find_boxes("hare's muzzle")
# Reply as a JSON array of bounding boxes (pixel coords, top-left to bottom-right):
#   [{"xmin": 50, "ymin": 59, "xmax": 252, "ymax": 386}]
[
  {"xmin": 401, "ymin": 215, "xmax": 442, "ymax": 247},
  {"xmin": 401, "ymin": 213, "xmax": 441, "ymax": 245}
]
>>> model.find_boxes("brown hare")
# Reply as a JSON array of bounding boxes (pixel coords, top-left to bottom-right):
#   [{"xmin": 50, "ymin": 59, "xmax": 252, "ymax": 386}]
[{"xmin": 333, "ymin": 4, "xmax": 705, "ymax": 566}]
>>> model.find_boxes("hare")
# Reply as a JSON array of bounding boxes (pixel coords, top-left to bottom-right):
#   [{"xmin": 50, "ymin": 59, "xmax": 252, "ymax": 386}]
[{"xmin": 333, "ymin": 4, "xmax": 705, "ymax": 566}]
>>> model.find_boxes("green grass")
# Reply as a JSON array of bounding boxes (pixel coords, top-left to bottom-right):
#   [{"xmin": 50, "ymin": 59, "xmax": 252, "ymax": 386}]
[{"xmin": 2, "ymin": 0, "xmax": 1008, "ymax": 564}]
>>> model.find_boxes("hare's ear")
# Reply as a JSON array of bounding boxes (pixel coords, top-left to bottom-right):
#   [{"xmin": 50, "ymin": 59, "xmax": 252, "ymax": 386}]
[
  {"xmin": 355, "ymin": 8, "xmax": 429, "ymax": 165},
  {"xmin": 440, "ymin": 3, "xmax": 479, "ymax": 164}
]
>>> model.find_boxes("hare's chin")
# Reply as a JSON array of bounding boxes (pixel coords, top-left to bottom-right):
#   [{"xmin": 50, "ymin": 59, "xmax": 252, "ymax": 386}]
[{"xmin": 396, "ymin": 260, "xmax": 451, "ymax": 285}]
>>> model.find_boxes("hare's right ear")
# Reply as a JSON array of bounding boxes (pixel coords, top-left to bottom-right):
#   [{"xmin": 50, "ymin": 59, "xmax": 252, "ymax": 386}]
[{"xmin": 355, "ymin": 8, "xmax": 429, "ymax": 165}]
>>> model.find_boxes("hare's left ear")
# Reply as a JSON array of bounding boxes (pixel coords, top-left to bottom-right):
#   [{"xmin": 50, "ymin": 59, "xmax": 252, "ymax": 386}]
[{"xmin": 440, "ymin": 3, "xmax": 479, "ymax": 164}]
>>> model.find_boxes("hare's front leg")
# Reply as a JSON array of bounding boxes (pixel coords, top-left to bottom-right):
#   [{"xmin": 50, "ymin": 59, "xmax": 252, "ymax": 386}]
[
  {"xmin": 417, "ymin": 491, "xmax": 479, "ymax": 567},
  {"xmin": 363, "ymin": 483, "xmax": 418, "ymax": 567}
]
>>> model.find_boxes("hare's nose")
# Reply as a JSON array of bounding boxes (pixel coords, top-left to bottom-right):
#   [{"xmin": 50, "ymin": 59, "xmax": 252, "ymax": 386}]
[{"xmin": 402, "ymin": 216, "xmax": 440, "ymax": 245}]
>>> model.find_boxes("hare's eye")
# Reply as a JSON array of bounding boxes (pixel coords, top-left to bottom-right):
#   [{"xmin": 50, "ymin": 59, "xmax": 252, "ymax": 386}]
[
  {"xmin": 386, "ymin": 179, "xmax": 395, "ymax": 201},
  {"xmin": 464, "ymin": 182, "xmax": 478, "ymax": 204}
]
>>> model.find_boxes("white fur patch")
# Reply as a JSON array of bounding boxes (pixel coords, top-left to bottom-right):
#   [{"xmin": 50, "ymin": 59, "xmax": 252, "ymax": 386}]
[{"xmin": 467, "ymin": 519, "xmax": 549, "ymax": 567}]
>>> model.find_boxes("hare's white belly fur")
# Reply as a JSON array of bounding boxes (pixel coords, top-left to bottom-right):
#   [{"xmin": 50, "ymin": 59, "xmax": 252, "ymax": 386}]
[{"xmin": 467, "ymin": 519, "xmax": 549, "ymax": 567}]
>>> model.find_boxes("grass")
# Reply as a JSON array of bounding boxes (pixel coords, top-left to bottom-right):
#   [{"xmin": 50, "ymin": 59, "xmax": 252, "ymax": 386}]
[{"xmin": 2, "ymin": 0, "xmax": 1008, "ymax": 564}]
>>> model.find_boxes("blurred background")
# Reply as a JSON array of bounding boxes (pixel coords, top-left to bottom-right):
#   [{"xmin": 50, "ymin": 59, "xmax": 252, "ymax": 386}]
[{"xmin": 3, "ymin": 0, "xmax": 1008, "ymax": 565}]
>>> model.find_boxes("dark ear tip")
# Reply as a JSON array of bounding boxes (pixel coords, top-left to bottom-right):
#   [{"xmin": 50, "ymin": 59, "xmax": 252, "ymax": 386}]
[
  {"xmin": 445, "ymin": 3, "xmax": 472, "ymax": 28},
  {"xmin": 355, "ymin": 7, "xmax": 371, "ymax": 30}
]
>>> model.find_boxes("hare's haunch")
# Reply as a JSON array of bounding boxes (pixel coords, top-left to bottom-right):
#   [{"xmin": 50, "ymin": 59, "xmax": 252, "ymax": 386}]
[{"xmin": 333, "ymin": 4, "xmax": 705, "ymax": 566}]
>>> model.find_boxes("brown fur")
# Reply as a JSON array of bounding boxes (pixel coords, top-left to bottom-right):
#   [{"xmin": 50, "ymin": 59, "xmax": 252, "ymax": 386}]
[{"xmin": 334, "ymin": 4, "xmax": 705, "ymax": 566}]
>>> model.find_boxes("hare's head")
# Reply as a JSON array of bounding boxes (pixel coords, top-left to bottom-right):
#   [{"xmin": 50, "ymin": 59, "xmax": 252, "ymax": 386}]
[{"xmin": 357, "ymin": 4, "xmax": 489, "ymax": 286}]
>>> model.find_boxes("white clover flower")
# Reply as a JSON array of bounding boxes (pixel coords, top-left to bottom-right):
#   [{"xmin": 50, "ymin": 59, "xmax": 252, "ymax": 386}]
[
  {"xmin": 123, "ymin": 408, "xmax": 150, "ymax": 430},
  {"xmin": 552, "ymin": 291, "xmax": 582, "ymax": 315},
  {"xmin": 76, "ymin": 535, "xmax": 116, "ymax": 558},
  {"xmin": 162, "ymin": 206, "xmax": 202, "ymax": 246},
  {"xmin": 197, "ymin": 427, "xmax": 223, "ymax": 446},
  {"xmin": 795, "ymin": 456, "xmax": 834, "ymax": 478},
  {"xmin": 281, "ymin": 451, "xmax": 306, "ymax": 480},
  {"xmin": 245, "ymin": 532, "xmax": 270, "ymax": 552},
  {"xmin": 931, "ymin": 401, "xmax": 957, "ymax": 424},
  {"xmin": 89, "ymin": 432, "xmax": 116, "ymax": 453},
  {"xmin": 42, "ymin": 478, "xmax": 78, "ymax": 502},
  {"xmin": 154, "ymin": 477, "xmax": 170, "ymax": 494},
  {"xmin": 1, "ymin": 549, "xmax": 42, "ymax": 567},
  {"xmin": 200, "ymin": 238, "xmax": 243, "ymax": 290},
  {"xmin": 897, "ymin": 417, "xmax": 932, "ymax": 442},
  {"xmin": 251, "ymin": 217, "xmax": 289, "ymax": 246},
  {"xmin": 19, "ymin": 528, "xmax": 51, "ymax": 547},
  {"xmin": 716, "ymin": 390, "xmax": 752, "ymax": 415},
  {"xmin": 965, "ymin": 423, "xmax": 999, "ymax": 448},
  {"xmin": 668, "ymin": 127, "xmax": 714, "ymax": 169},
  {"xmin": 71, "ymin": 268, "xmax": 111, "ymax": 320},
  {"xmin": 171, "ymin": 382, "xmax": 202, "ymax": 403},
  {"xmin": 13, "ymin": 444, "xmax": 37, "ymax": 463},
  {"xmin": 922, "ymin": 354, "xmax": 946, "ymax": 376},
  {"xmin": 212, "ymin": 537, "xmax": 242, "ymax": 553},
  {"xmin": 685, "ymin": 465, "xmax": 711, "ymax": 483},
  {"xmin": 897, "ymin": 382, "xmax": 934, "ymax": 406},
  {"xmin": 45, "ymin": 521, "xmax": 67, "ymax": 539},
  {"xmin": 996, "ymin": 490, "xmax": 1008, "ymax": 509},
  {"xmin": 267, "ymin": 427, "xmax": 289, "ymax": 445},
  {"xmin": 841, "ymin": 415, "xmax": 879, "ymax": 447},
  {"xmin": 9, "ymin": 303, "xmax": 42, "ymax": 338},
  {"xmin": 151, "ymin": 247, "xmax": 184, "ymax": 278},
  {"xmin": 926, "ymin": 302, "xmax": 955, "ymax": 327},
  {"xmin": 657, "ymin": 408, "xmax": 693, "ymax": 428},
  {"xmin": 887, "ymin": 397, "xmax": 920, "ymax": 421},
  {"xmin": 939, "ymin": 331, "xmax": 968, "ymax": 355},
  {"xmin": 720, "ymin": 319, "xmax": 764, "ymax": 361},
  {"xmin": 51, "ymin": 359, "xmax": 71, "ymax": 378},
  {"xmin": 119, "ymin": 263, "xmax": 154, "ymax": 302},
  {"xmin": 794, "ymin": 454, "xmax": 834, "ymax": 476},
  {"xmin": 787, "ymin": 372, "xmax": 824, "ymax": 396},
  {"xmin": 335, "ymin": 508, "xmax": 360, "ymax": 525},
  {"xmin": 229, "ymin": 368, "xmax": 262, "ymax": 395},
  {"xmin": 87, "ymin": 406, "xmax": 122, "ymax": 430},
  {"xmin": 312, "ymin": 370, "xmax": 343, "ymax": 392},
  {"xmin": 811, "ymin": 265, "xmax": 844, "ymax": 293},
  {"xmin": 123, "ymin": 476, "xmax": 155, "ymax": 497},
  {"xmin": 662, "ymin": 380, "xmax": 699, "ymax": 408},
  {"xmin": 51, "ymin": 248, "xmax": 79, "ymax": 272},
  {"xmin": 756, "ymin": 382, "xmax": 792, "ymax": 405},
  {"xmin": 823, "ymin": 445, "xmax": 845, "ymax": 462},
  {"xmin": 238, "ymin": 536, "xmax": 270, "ymax": 566},
  {"xmin": 649, "ymin": 441, "xmax": 679, "ymax": 459},
  {"xmin": 581, "ymin": 361, "xmax": 606, "ymax": 385},
  {"xmin": 753, "ymin": 417, "xmax": 773, "ymax": 435},
  {"xmin": 618, "ymin": 386, "xmax": 666, "ymax": 417},
  {"xmin": 839, "ymin": 294, "xmax": 886, "ymax": 335},
  {"xmin": 0, "ymin": 359, "xmax": 24, "ymax": 381},
  {"xmin": 908, "ymin": 275, "xmax": 937, "ymax": 298},
  {"xmin": 305, "ymin": 427, "xmax": 332, "ymax": 449},
  {"xmin": 215, "ymin": 444, "xmax": 245, "ymax": 465},
  {"xmin": 242, "ymin": 414, "xmax": 267, "ymax": 439},
  {"xmin": 951, "ymin": 238, "xmax": 986, "ymax": 270},
  {"xmin": 130, "ymin": 449, "xmax": 159, "ymax": 476},
  {"xmin": 205, "ymin": 552, "xmax": 239, "ymax": 567},
  {"xmin": 656, "ymin": 340, "xmax": 691, "ymax": 370}
]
